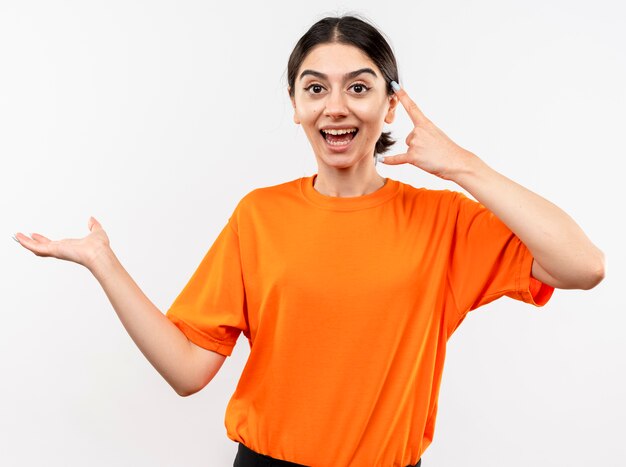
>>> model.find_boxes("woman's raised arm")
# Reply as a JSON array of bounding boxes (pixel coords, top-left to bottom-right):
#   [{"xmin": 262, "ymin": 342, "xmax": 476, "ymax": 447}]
[
  {"xmin": 382, "ymin": 84, "xmax": 605, "ymax": 290},
  {"xmin": 14, "ymin": 217, "xmax": 226, "ymax": 396}
]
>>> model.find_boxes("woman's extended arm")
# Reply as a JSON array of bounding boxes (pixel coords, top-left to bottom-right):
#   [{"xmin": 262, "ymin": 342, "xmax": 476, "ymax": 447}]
[
  {"xmin": 14, "ymin": 217, "xmax": 226, "ymax": 396},
  {"xmin": 382, "ymin": 84, "xmax": 605, "ymax": 290}
]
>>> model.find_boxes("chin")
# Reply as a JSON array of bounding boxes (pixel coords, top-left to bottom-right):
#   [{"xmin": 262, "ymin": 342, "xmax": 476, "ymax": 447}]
[{"xmin": 318, "ymin": 154, "xmax": 368, "ymax": 170}]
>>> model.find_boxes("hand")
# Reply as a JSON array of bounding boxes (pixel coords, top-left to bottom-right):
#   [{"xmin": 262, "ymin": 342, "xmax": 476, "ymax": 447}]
[
  {"xmin": 381, "ymin": 85, "xmax": 475, "ymax": 180},
  {"xmin": 14, "ymin": 216, "xmax": 111, "ymax": 270}
]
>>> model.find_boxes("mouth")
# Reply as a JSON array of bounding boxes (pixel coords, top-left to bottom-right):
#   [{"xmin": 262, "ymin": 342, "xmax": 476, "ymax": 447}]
[{"xmin": 320, "ymin": 127, "xmax": 358, "ymax": 147}]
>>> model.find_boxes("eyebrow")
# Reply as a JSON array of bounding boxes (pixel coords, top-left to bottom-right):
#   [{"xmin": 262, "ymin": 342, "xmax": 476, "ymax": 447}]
[{"xmin": 298, "ymin": 67, "xmax": 378, "ymax": 81}]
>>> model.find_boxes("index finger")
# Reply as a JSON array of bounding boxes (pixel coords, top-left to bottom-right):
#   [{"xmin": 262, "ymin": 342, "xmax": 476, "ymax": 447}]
[{"xmin": 391, "ymin": 82, "xmax": 427, "ymax": 125}]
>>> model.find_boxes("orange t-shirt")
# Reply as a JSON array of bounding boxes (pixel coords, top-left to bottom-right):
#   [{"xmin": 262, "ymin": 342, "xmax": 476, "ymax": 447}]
[{"xmin": 166, "ymin": 175, "xmax": 554, "ymax": 467}]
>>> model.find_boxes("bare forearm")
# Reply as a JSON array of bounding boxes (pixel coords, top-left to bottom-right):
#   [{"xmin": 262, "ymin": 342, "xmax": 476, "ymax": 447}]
[
  {"xmin": 452, "ymin": 151, "xmax": 605, "ymax": 289},
  {"xmin": 88, "ymin": 248, "xmax": 199, "ymax": 395}
]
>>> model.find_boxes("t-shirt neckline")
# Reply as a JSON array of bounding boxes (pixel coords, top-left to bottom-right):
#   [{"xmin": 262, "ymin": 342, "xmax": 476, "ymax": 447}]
[{"xmin": 299, "ymin": 174, "xmax": 401, "ymax": 211}]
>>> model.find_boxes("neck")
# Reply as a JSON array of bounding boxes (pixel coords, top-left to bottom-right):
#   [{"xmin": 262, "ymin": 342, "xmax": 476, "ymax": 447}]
[{"xmin": 313, "ymin": 162, "xmax": 386, "ymax": 197}]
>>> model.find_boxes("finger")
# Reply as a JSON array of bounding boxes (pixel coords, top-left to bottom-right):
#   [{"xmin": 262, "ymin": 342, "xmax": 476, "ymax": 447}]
[
  {"xmin": 88, "ymin": 216, "xmax": 102, "ymax": 232},
  {"xmin": 379, "ymin": 153, "xmax": 412, "ymax": 165},
  {"xmin": 393, "ymin": 86, "xmax": 427, "ymax": 126},
  {"xmin": 14, "ymin": 232, "xmax": 52, "ymax": 257},
  {"xmin": 30, "ymin": 232, "xmax": 52, "ymax": 243}
]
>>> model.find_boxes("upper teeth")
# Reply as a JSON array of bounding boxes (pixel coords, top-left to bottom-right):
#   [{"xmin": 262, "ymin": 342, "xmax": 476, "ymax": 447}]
[{"xmin": 322, "ymin": 128, "xmax": 357, "ymax": 135}]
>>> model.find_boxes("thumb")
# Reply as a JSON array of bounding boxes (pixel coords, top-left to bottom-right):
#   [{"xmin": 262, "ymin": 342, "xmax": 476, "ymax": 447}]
[
  {"xmin": 88, "ymin": 216, "xmax": 102, "ymax": 232},
  {"xmin": 380, "ymin": 153, "xmax": 411, "ymax": 165}
]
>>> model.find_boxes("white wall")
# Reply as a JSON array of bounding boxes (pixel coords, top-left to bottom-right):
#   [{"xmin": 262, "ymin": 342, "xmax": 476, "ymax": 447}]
[{"xmin": 2, "ymin": 0, "xmax": 624, "ymax": 465}]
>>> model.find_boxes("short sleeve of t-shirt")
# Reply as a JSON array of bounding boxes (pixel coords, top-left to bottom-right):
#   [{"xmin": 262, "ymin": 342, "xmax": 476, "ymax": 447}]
[
  {"xmin": 165, "ymin": 215, "xmax": 248, "ymax": 357},
  {"xmin": 446, "ymin": 192, "xmax": 554, "ymax": 329}
]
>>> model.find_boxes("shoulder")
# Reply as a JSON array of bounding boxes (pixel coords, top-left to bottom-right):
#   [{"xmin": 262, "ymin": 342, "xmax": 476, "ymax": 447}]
[
  {"xmin": 395, "ymin": 180, "xmax": 469, "ymax": 212},
  {"xmin": 236, "ymin": 177, "xmax": 303, "ymax": 209},
  {"xmin": 229, "ymin": 178, "xmax": 306, "ymax": 225},
  {"xmin": 243, "ymin": 178, "xmax": 302, "ymax": 201}
]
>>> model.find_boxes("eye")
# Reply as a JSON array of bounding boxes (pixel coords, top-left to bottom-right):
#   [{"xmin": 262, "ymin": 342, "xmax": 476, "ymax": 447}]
[
  {"xmin": 304, "ymin": 84, "xmax": 325, "ymax": 94},
  {"xmin": 350, "ymin": 83, "xmax": 370, "ymax": 94}
]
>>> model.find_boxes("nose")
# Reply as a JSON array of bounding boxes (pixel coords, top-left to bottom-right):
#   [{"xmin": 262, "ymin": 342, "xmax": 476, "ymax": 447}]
[{"xmin": 323, "ymin": 89, "xmax": 349, "ymax": 118}]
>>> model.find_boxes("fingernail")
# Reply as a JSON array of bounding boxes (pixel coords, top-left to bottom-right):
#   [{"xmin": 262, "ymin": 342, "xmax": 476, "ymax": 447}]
[
  {"xmin": 377, "ymin": 156, "xmax": 386, "ymax": 164},
  {"xmin": 390, "ymin": 81, "xmax": 400, "ymax": 92},
  {"xmin": 12, "ymin": 234, "xmax": 19, "ymax": 243}
]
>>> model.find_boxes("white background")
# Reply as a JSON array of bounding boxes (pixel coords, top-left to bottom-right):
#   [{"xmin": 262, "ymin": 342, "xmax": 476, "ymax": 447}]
[{"xmin": 1, "ymin": 1, "xmax": 624, "ymax": 466}]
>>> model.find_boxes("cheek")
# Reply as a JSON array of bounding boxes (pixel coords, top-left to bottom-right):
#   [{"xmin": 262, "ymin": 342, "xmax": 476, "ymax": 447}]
[
  {"xmin": 352, "ymin": 100, "xmax": 389, "ymax": 145},
  {"xmin": 351, "ymin": 99, "xmax": 388, "ymax": 124},
  {"xmin": 299, "ymin": 106, "xmax": 322, "ymax": 125}
]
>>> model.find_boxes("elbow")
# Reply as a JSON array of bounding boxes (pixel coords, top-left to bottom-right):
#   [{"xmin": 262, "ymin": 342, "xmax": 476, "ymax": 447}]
[
  {"xmin": 175, "ymin": 387, "xmax": 193, "ymax": 397},
  {"xmin": 171, "ymin": 377, "xmax": 206, "ymax": 397},
  {"xmin": 583, "ymin": 268, "xmax": 606, "ymax": 290},
  {"xmin": 173, "ymin": 372, "xmax": 214, "ymax": 397},
  {"xmin": 174, "ymin": 383, "xmax": 201, "ymax": 397},
  {"xmin": 579, "ymin": 251, "xmax": 606, "ymax": 290},
  {"xmin": 170, "ymin": 346, "xmax": 225, "ymax": 397}
]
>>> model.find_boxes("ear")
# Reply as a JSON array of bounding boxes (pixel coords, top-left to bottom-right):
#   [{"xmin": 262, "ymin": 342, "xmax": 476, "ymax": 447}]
[
  {"xmin": 384, "ymin": 94, "xmax": 399, "ymax": 124},
  {"xmin": 289, "ymin": 88, "xmax": 301, "ymax": 125}
]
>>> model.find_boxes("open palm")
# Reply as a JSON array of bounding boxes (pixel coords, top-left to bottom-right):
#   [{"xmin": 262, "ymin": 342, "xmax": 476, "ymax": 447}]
[{"xmin": 14, "ymin": 216, "xmax": 110, "ymax": 269}]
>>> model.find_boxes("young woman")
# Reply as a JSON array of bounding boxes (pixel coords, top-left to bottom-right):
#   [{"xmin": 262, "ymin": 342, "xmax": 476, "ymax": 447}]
[{"xmin": 14, "ymin": 15, "xmax": 604, "ymax": 467}]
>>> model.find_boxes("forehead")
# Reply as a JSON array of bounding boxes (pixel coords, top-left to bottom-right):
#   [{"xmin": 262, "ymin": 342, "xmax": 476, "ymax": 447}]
[{"xmin": 298, "ymin": 43, "xmax": 381, "ymax": 77}]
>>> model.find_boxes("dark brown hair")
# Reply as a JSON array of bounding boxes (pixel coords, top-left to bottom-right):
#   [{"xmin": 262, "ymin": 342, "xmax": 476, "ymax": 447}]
[{"xmin": 287, "ymin": 16, "xmax": 399, "ymax": 155}]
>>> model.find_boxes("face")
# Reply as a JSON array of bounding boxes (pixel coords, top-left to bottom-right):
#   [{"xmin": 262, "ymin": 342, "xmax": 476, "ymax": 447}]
[{"xmin": 290, "ymin": 43, "xmax": 398, "ymax": 170}]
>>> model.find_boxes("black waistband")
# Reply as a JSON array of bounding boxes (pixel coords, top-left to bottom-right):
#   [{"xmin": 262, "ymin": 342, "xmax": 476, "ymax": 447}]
[{"xmin": 234, "ymin": 442, "xmax": 422, "ymax": 467}]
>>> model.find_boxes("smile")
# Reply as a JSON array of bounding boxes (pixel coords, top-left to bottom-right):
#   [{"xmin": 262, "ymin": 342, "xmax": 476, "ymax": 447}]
[{"xmin": 320, "ymin": 128, "xmax": 358, "ymax": 146}]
